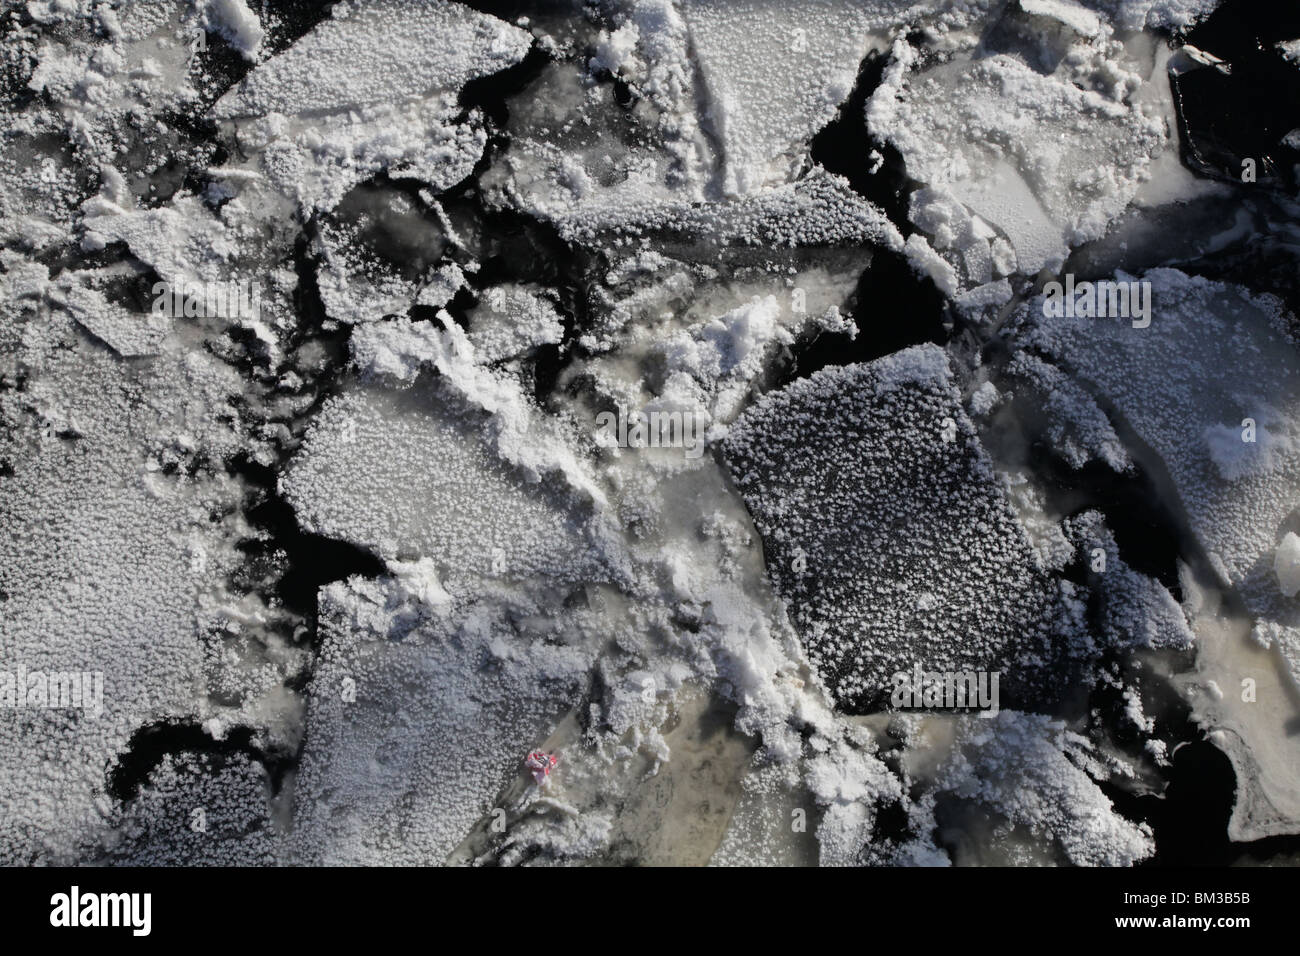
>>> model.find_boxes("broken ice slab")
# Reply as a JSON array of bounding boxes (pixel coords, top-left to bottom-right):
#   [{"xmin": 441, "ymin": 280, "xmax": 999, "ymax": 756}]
[
  {"xmin": 58, "ymin": 277, "xmax": 173, "ymax": 358},
  {"xmin": 211, "ymin": 0, "xmax": 531, "ymax": 119},
  {"xmin": 868, "ymin": 42, "xmax": 1165, "ymax": 285},
  {"xmin": 81, "ymin": 191, "xmax": 245, "ymax": 291},
  {"xmin": 677, "ymin": 0, "xmax": 881, "ymax": 196},
  {"xmin": 314, "ymin": 181, "xmax": 449, "ymax": 326},
  {"xmin": 722, "ymin": 344, "xmax": 1059, "ymax": 713},
  {"xmin": 479, "ymin": 55, "xmax": 707, "ymax": 223},
  {"xmin": 511, "ymin": 160, "xmax": 901, "ymax": 252},
  {"xmin": 209, "ymin": 0, "xmax": 527, "ymax": 214},
  {"xmin": 287, "ymin": 573, "xmax": 592, "ymax": 865},
  {"xmin": 484, "ymin": 12, "xmax": 904, "ymax": 249},
  {"xmin": 1017, "ymin": 269, "xmax": 1300, "ymax": 671},
  {"xmin": 558, "ymin": 170, "xmax": 895, "ymax": 355},
  {"xmin": 1003, "ymin": 352, "xmax": 1132, "ymax": 472},
  {"xmin": 466, "ymin": 284, "xmax": 565, "ymax": 364},
  {"xmin": 931, "ymin": 712, "xmax": 1155, "ymax": 866},
  {"xmin": 280, "ymin": 380, "xmax": 602, "ymax": 587}
]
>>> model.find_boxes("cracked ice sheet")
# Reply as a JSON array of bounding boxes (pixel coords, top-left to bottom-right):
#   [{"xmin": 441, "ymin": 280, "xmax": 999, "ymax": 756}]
[
  {"xmin": 0, "ymin": 0, "xmax": 1262, "ymax": 872},
  {"xmin": 1015, "ymin": 269, "xmax": 1300, "ymax": 673},
  {"xmin": 520, "ymin": 168, "xmax": 899, "ymax": 493},
  {"xmin": 485, "ymin": 4, "xmax": 904, "ymax": 244},
  {"xmin": 670, "ymin": 0, "xmax": 1011, "ymax": 198},
  {"xmin": 1013, "ymin": 268, "xmax": 1300, "ymax": 837}
]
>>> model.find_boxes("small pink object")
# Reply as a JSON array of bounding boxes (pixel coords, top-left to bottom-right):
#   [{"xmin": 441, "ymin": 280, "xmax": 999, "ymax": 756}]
[{"xmin": 525, "ymin": 750, "xmax": 558, "ymax": 785}]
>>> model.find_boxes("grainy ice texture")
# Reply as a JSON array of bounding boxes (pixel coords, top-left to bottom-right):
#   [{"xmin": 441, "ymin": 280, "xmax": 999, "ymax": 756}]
[{"xmin": 722, "ymin": 346, "xmax": 1058, "ymax": 711}]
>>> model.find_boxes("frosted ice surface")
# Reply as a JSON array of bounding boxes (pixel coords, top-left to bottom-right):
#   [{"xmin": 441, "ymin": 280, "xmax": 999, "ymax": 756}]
[
  {"xmin": 281, "ymin": 382, "xmax": 600, "ymax": 586},
  {"xmin": 287, "ymin": 573, "xmax": 593, "ymax": 865},
  {"xmin": 1083, "ymin": 0, "xmax": 1222, "ymax": 30},
  {"xmin": 3, "ymin": 0, "xmax": 1292, "ymax": 869},
  {"xmin": 678, "ymin": 0, "xmax": 877, "ymax": 195},
  {"xmin": 1005, "ymin": 352, "xmax": 1132, "ymax": 471},
  {"xmin": 1063, "ymin": 511, "xmax": 1193, "ymax": 652},
  {"xmin": 104, "ymin": 753, "xmax": 276, "ymax": 865},
  {"xmin": 59, "ymin": 275, "xmax": 173, "ymax": 358},
  {"xmin": 211, "ymin": 1, "xmax": 525, "ymax": 214},
  {"xmin": 1015, "ymin": 269, "xmax": 1300, "ymax": 679},
  {"xmin": 545, "ymin": 164, "xmax": 902, "ymax": 249},
  {"xmin": 723, "ymin": 345, "xmax": 1059, "ymax": 710},
  {"xmin": 0, "ymin": 267, "xmax": 255, "ymax": 862},
  {"xmin": 869, "ymin": 34, "xmax": 1164, "ymax": 282},
  {"xmin": 936, "ymin": 712, "xmax": 1155, "ymax": 866},
  {"xmin": 213, "ymin": 0, "xmax": 530, "ymax": 118},
  {"xmin": 315, "ymin": 183, "xmax": 449, "ymax": 326},
  {"xmin": 467, "ymin": 285, "xmax": 566, "ymax": 364}
]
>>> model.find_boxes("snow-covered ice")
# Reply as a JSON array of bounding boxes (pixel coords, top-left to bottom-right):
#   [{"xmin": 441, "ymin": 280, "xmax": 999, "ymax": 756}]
[{"xmin": 3, "ymin": 0, "xmax": 1297, "ymax": 871}]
